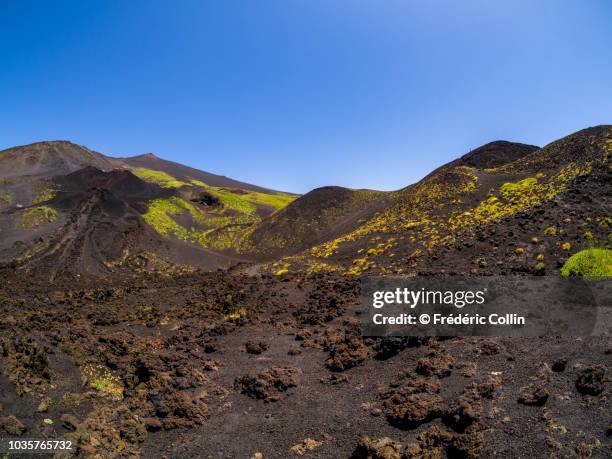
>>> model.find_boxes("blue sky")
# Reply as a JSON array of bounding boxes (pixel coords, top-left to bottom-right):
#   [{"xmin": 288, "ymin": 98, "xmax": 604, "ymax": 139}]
[{"xmin": 1, "ymin": 1, "xmax": 610, "ymax": 193}]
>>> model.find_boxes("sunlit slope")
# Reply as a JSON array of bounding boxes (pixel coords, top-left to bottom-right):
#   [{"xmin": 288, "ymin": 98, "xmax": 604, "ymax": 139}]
[
  {"xmin": 283, "ymin": 126, "xmax": 611, "ymax": 276},
  {"xmin": 131, "ymin": 171, "xmax": 297, "ymax": 252},
  {"xmin": 121, "ymin": 152, "xmax": 285, "ymax": 194}
]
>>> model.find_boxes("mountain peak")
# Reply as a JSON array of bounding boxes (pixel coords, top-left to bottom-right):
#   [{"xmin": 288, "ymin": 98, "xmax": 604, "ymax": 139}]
[
  {"xmin": 0, "ymin": 140, "xmax": 118, "ymax": 178},
  {"xmin": 455, "ymin": 140, "xmax": 539, "ymax": 169},
  {"xmin": 132, "ymin": 152, "xmax": 159, "ymax": 160}
]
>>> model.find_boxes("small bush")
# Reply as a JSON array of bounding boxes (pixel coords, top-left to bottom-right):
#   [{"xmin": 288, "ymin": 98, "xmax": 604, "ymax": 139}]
[
  {"xmin": 561, "ymin": 242, "xmax": 571, "ymax": 251},
  {"xmin": 561, "ymin": 248, "xmax": 612, "ymax": 278},
  {"xmin": 81, "ymin": 364, "xmax": 123, "ymax": 400},
  {"xmin": 500, "ymin": 177, "xmax": 537, "ymax": 200},
  {"xmin": 515, "ymin": 247, "xmax": 524, "ymax": 254},
  {"xmin": 544, "ymin": 226, "xmax": 556, "ymax": 236}
]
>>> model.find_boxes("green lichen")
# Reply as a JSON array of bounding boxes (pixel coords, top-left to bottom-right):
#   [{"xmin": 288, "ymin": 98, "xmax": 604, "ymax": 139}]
[
  {"xmin": 142, "ymin": 197, "xmax": 205, "ymax": 238},
  {"xmin": 0, "ymin": 190, "xmax": 13, "ymax": 205},
  {"xmin": 241, "ymin": 191, "xmax": 296, "ymax": 210},
  {"xmin": 499, "ymin": 177, "xmax": 537, "ymax": 200},
  {"xmin": 34, "ymin": 187, "xmax": 57, "ymax": 203},
  {"xmin": 21, "ymin": 206, "xmax": 59, "ymax": 229},
  {"xmin": 207, "ymin": 188, "xmax": 257, "ymax": 215},
  {"xmin": 131, "ymin": 168, "xmax": 189, "ymax": 188},
  {"xmin": 147, "ymin": 186, "xmax": 297, "ymax": 252},
  {"xmin": 142, "ymin": 195, "xmax": 263, "ymax": 251},
  {"xmin": 560, "ymin": 248, "xmax": 612, "ymax": 279}
]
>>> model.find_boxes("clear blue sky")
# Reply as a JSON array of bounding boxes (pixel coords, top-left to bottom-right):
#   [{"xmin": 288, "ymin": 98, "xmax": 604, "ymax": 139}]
[{"xmin": 1, "ymin": 1, "xmax": 610, "ymax": 193}]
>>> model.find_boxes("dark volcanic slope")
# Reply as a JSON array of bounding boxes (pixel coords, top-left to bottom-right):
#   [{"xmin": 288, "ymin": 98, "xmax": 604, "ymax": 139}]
[
  {"xmin": 0, "ymin": 140, "xmax": 289, "ymax": 195},
  {"xmin": 56, "ymin": 166, "xmax": 171, "ymax": 203},
  {"xmin": 121, "ymin": 152, "xmax": 283, "ymax": 194},
  {"xmin": 239, "ymin": 186, "xmax": 388, "ymax": 259},
  {"xmin": 0, "ymin": 140, "xmax": 295, "ymax": 277},
  {"xmin": 293, "ymin": 125, "xmax": 611, "ymax": 276},
  {"xmin": 449, "ymin": 140, "xmax": 539, "ymax": 169},
  {"xmin": 239, "ymin": 139, "xmax": 543, "ymax": 263},
  {"xmin": 0, "ymin": 168, "xmax": 235, "ymax": 279},
  {"xmin": 0, "ymin": 127, "xmax": 609, "ymax": 459},
  {"xmin": 0, "ymin": 141, "xmax": 120, "ymax": 178}
]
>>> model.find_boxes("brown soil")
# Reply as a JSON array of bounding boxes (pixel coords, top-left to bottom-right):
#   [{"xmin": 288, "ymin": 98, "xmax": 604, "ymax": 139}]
[{"xmin": 0, "ymin": 269, "xmax": 609, "ymax": 458}]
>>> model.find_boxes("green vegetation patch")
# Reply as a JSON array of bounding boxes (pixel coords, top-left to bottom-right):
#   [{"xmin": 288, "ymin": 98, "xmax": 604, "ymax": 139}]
[
  {"xmin": 142, "ymin": 196, "xmax": 259, "ymax": 250},
  {"xmin": 544, "ymin": 226, "xmax": 557, "ymax": 236},
  {"xmin": 450, "ymin": 164, "xmax": 590, "ymax": 234},
  {"xmin": 21, "ymin": 206, "xmax": 59, "ymax": 229},
  {"xmin": 82, "ymin": 364, "xmax": 124, "ymax": 400},
  {"xmin": 499, "ymin": 177, "xmax": 537, "ymax": 200},
  {"xmin": 0, "ymin": 191, "xmax": 13, "ymax": 206},
  {"xmin": 241, "ymin": 191, "xmax": 296, "ymax": 210},
  {"xmin": 142, "ymin": 183, "xmax": 295, "ymax": 252},
  {"xmin": 131, "ymin": 167, "xmax": 189, "ymax": 188},
  {"xmin": 142, "ymin": 196, "xmax": 206, "ymax": 238},
  {"xmin": 207, "ymin": 188, "xmax": 257, "ymax": 215},
  {"xmin": 561, "ymin": 248, "xmax": 612, "ymax": 279},
  {"xmin": 34, "ymin": 186, "xmax": 57, "ymax": 203}
]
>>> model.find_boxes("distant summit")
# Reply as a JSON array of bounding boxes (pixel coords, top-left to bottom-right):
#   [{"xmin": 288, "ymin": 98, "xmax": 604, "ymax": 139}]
[
  {"xmin": 0, "ymin": 140, "xmax": 119, "ymax": 178},
  {"xmin": 0, "ymin": 141, "xmax": 286, "ymax": 194},
  {"xmin": 456, "ymin": 140, "xmax": 539, "ymax": 168},
  {"xmin": 119, "ymin": 151, "xmax": 280, "ymax": 194}
]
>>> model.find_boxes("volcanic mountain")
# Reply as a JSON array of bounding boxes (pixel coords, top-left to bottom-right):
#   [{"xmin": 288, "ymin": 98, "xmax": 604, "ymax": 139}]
[
  {"xmin": 0, "ymin": 141, "xmax": 296, "ymax": 279},
  {"xmin": 0, "ymin": 140, "xmax": 119, "ymax": 178},
  {"xmin": 0, "ymin": 126, "xmax": 610, "ymax": 281},
  {"xmin": 120, "ymin": 152, "xmax": 278, "ymax": 194},
  {"xmin": 0, "ymin": 127, "xmax": 610, "ymax": 459},
  {"xmin": 237, "ymin": 139, "xmax": 541, "ymax": 261},
  {"xmin": 277, "ymin": 126, "xmax": 611, "ymax": 277}
]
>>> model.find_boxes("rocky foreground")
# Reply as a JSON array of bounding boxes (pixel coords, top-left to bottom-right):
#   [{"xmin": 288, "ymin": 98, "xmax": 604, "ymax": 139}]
[{"xmin": 0, "ymin": 269, "xmax": 610, "ymax": 458}]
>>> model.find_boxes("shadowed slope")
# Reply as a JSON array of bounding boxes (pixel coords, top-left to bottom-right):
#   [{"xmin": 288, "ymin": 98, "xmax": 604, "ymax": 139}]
[
  {"xmin": 447, "ymin": 140, "xmax": 539, "ymax": 169},
  {"xmin": 241, "ymin": 140, "xmax": 542, "ymax": 263},
  {"xmin": 238, "ymin": 186, "xmax": 388, "ymax": 259},
  {"xmin": 0, "ymin": 168, "xmax": 239, "ymax": 279}
]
